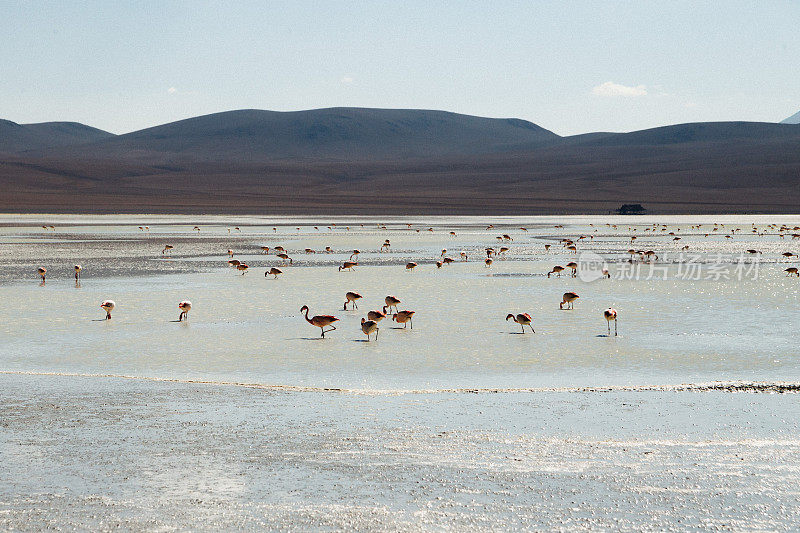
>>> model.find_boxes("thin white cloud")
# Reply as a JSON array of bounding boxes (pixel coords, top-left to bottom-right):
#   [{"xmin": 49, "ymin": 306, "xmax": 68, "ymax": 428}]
[
  {"xmin": 167, "ymin": 87, "xmax": 178, "ymax": 94},
  {"xmin": 591, "ymin": 81, "xmax": 647, "ymax": 97}
]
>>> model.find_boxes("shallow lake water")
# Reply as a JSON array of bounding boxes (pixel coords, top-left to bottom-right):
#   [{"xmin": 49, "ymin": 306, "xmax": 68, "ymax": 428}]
[
  {"xmin": 2, "ymin": 214, "xmax": 800, "ymax": 530},
  {"xmin": 1, "ymin": 214, "xmax": 798, "ymax": 390}
]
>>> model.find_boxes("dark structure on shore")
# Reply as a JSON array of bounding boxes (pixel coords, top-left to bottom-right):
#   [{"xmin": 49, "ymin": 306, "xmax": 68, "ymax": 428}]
[{"xmin": 616, "ymin": 204, "xmax": 647, "ymax": 215}]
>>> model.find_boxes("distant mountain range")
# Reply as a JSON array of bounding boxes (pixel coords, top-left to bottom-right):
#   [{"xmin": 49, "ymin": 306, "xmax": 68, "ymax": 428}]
[{"xmin": 1, "ymin": 107, "xmax": 800, "ymax": 214}]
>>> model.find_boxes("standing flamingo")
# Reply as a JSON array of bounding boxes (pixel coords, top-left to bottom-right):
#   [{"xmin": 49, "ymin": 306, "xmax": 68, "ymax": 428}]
[
  {"xmin": 237, "ymin": 263, "xmax": 249, "ymax": 274},
  {"xmin": 300, "ymin": 305, "xmax": 338, "ymax": 337},
  {"xmin": 385, "ymin": 295, "xmax": 401, "ymax": 314},
  {"xmin": 339, "ymin": 261, "xmax": 357, "ymax": 271},
  {"xmin": 74, "ymin": 264, "xmax": 82, "ymax": 280},
  {"xmin": 100, "ymin": 300, "xmax": 115, "ymax": 320},
  {"xmin": 406, "ymin": 262, "xmax": 418, "ymax": 272},
  {"xmin": 560, "ymin": 292, "xmax": 579, "ymax": 310},
  {"xmin": 361, "ymin": 318, "xmax": 379, "ymax": 341},
  {"xmin": 506, "ymin": 313, "xmax": 534, "ymax": 333},
  {"xmin": 392, "ymin": 310, "xmax": 415, "ymax": 329},
  {"xmin": 344, "ymin": 291, "xmax": 362, "ymax": 310},
  {"xmin": 162, "ymin": 245, "xmax": 174, "ymax": 255},
  {"xmin": 603, "ymin": 308, "xmax": 618, "ymax": 336},
  {"xmin": 485, "ymin": 258, "xmax": 493, "ymax": 267},
  {"xmin": 178, "ymin": 301, "xmax": 192, "ymax": 321},
  {"xmin": 37, "ymin": 267, "xmax": 47, "ymax": 282}
]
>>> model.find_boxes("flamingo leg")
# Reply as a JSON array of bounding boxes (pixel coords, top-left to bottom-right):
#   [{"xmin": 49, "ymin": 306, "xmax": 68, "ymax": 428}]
[
  {"xmin": 615, "ymin": 320, "xmax": 618, "ymax": 336},
  {"xmin": 375, "ymin": 328, "xmax": 379, "ymax": 340},
  {"xmin": 520, "ymin": 323, "xmax": 524, "ymax": 333}
]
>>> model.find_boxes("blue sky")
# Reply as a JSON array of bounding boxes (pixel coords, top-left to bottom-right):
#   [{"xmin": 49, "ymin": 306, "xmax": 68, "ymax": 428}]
[{"xmin": 1, "ymin": 1, "xmax": 798, "ymax": 135}]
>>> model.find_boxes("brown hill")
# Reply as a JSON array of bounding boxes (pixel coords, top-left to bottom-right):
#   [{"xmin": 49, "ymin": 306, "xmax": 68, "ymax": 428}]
[{"xmin": 1, "ymin": 109, "xmax": 799, "ymax": 214}]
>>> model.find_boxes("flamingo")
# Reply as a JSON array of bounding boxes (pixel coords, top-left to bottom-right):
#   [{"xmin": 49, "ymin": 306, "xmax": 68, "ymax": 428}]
[
  {"xmin": 485, "ymin": 258, "xmax": 493, "ymax": 267},
  {"xmin": 339, "ymin": 261, "xmax": 357, "ymax": 271},
  {"xmin": 361, "ymin": 318, "xmax": 379, "ymax": 341},
  {"xmin": 228, "ymin": 259, "xmax": 240, "ymax": 267},
  {"xmin": 350, "ymin": 250, "xmax": 360, "ymax": 261},
  {"xmin": 178, "ymin": 301, "xmax": 191, "ymax": 321},
  {"xmin": 506, "ymin": 313, "xmax": 534, "ymax": 333},
  {"xmin": 392, "ymin": 310, "xmax": 415, "ymax": 329},
  {"xmin": 277, "ymin": 253, "xmax": 293, "ymax": 265},
  {"xmin": 435, "ymin": 261, "xmax": 443, "ymax": 268},
  {"xmin": 560, "ymin": 292, "xmax": 579, "ymax": 310},
  {"xmin": 441, "ymin": 249, "xmax": 447, "ymax": 257},
  {"xmin": 443, "ymin": 257, "xmax": 455, "ymax": 264},
  {"xmin": 266, "ymin": 267, "xmax": 283, "ymax": 279},
  {"xmin": 566, "ymin": 261, "xmax": 578, "ymax": 277},
  {"xmin": 385, "ymin": 295, "xmax": 401, "ymax": 314},
  {"xmin": 367, "ymin": 309, "xmax": 387, "ymax": 322},
  {"xmin": 603, "ymin": 308, "xmax": 618, "ymax": 336},
  {"xmin": 406, "ymin": 262, "xmax": 418, "ymax": 272},
  {"xmin": 300, "ymin": 305, "xmax": 338, "ymax": 337},
  {"xmin": 260, "ymin": 246, "xmax": 270, "ymax": 254},
  {"xmin": 237, "ymin": 263, "xmax": 249, "ymax": 274},
  {"xmin": 100, "ymin": 300, "xmax": 115, "ymax": 320},
  {"xmin": 460, "ymin": 252, "xmax": 468, "ymax": 261},
  {"xmin": 786, "ymin": 267, "xmax": 799, "ymax": 277},
  {"xmin": 37, "ymin": 267, "xmax": 47, "ymax": 282},
  {"xmin": 74, "ymin": 264, "xmax": 82, "ymax": 280},
  {"xmin": 227, "ymin": 249, "xmax": 234, "ymax": 257},
  {"xmin": 544, "ymin": 244, "xmax": 551, "ymax": 251},
  {"xmin": 305, "ymin": 248, "xmax": 316, "ymax": 254},
  {"xmin": 548, "ymin": 266, "xmax": 565, "ymax": 278},
  {"xmin": 344, "ymin": 291, "xmax": 362, "ymax": 310},
  {"xmin": 162, "ymin": 245, "xmax": 173, "ymax": 255}
]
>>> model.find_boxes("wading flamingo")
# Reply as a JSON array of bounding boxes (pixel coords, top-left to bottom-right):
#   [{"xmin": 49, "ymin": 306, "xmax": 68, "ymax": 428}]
[
  {"xmin": 266, "ymin": 267, "xmax": 283, "ymax": 279},
  {"xmin": 277, "ymin": 253, "xmax": 293, "ymax": 265},
  {"xmin": 548, "ymin": 266, "xmax": 565, "ymax": 278},
  {"xmin": 339, "ymin": 261, "xmax": 357, "ymax": 271},
  {"xmin": 74, "ymin": 264, "xmax": 82, "ymax": 280},
  {"xmin": 406, "ymin": 262, "xmax": 418, "ymax": 272},
  {"xmin": 485, "ymin": 258, "xmax": 493, "ymax": 267},
  {"xmin": 566, "ymin": 262, "xmax": 578, "ymax": 277},
  {"xmin": 786, "ymin": 267, "xmax": 799, "ymax": 277},
  {"xmin": 385, "ymin": 295, "xmax": 401, "ymax": 314},
  {"xmin": 162, "ymin": 245, "xmax": 173, "ymax": 255},
  {"xmin": 344, "ymin": 291, "xmax": 362, "ymax": 310},
  {"xmin": 237, "ymin": 263, "xmax": 249, "ymax": 274},
  {"xmin": 367, "ymin": 309, "xmax": 387, "ymax": 322},
  {"xmin": 361, "ymin": 318, "xmax": 379, "ymax": 341},
  {"xmin": 300, "ymin": 305, "xmax": 338, "ymax": 337},
  {"xmin": 560, "ymin": 292, "xmax": 579, "ymax": 310},
  {"xmin": 392, "ymin": 310, "xmax": 415, "ymax": 329},
  {"xmin": 100, "ymin": 300, "xmax": 115, "ymax": 320},
  {"xmin": 506, "ymin": 313, "xmax": 534, "ymax": 333},
  {"xmin": 37, "ymin": 267, "xmax": 47, "ymax": 282},
  {"xmin": 603, "ymin": 308, "xmax": 618, "ymax": 336},
  {"xmin": 178, "ymin": 301, "xmax": 191, "ymax": 321}
]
